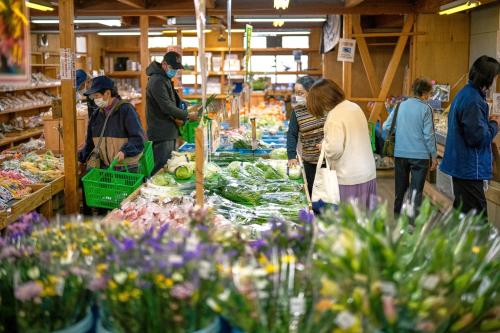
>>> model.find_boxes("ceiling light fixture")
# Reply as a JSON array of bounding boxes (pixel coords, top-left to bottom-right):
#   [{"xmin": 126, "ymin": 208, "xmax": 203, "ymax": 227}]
[
  {"xmin": 31, "ymin": 17, "xmax": 122, "ymax": 27},
  {"xmin": 273, "ymin": 19, "xmax": 285, "ymax": 27},
  {"xmin": 439, "ymin": 0, "xmax": 481, "ymax": 15},
  {"xmin": 274, "ymin": 0, "xmax": 290, "ymax": 10},
  {"xmin": 26, "ymin": 0, "xmax": 54, "ymax": 11},
  {"xmin": 97, "ymin": 31, "xmax": 162, "ymax": 36},
  {"xmin": 234, "ymin": 17, "xmax": 326, "ymax": 23}
]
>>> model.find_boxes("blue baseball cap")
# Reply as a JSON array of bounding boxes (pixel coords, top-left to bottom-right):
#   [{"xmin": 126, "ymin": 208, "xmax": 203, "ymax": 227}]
[
  {"xmin": 84, "ymin": 76, "xmax": 115, "ymax": 96},
  {"xmin": 76, "ymin": 69, "xmax": 88, "ymax": 89}
]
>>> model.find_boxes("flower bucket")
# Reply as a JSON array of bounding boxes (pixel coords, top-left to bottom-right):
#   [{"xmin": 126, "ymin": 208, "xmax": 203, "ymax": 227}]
[
  {"xmin": 51, "ymin": 310, "xmax": 94, "ymax": 333},
  {"xmin": 97, "ymin": 317, "xmax": 220, "ymax": 333}
]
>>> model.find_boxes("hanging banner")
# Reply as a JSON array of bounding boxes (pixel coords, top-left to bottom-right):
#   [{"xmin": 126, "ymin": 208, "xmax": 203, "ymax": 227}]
[
  {"xmin": 337, "ymin": 38, "xmax": 356, "ymax": 63},
  {"xmin": 0, "ymin": 0, "xmax": 30, "ymax": 84},
  {"xmin": 245, "ymin": 24, "xmax": 253, "ymax": 83},
  {"xmin": 321, "ymin": 15, "xmax": 341, "ymax": 54},
  {"xmin": 60, "ymin": 48, "xmax": 75, "ymax": 81}
]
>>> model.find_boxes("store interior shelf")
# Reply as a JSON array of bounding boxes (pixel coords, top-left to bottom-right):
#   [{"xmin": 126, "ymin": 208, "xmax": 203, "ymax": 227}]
[
  {"xmin": 105, "ymin": 71, "xmax": 141, "ymax": 77},
  {"xmin": 31, "ymin": 64, "xmax": 59, "ymax": 68},
  {"xmin": 0, "ymin": 127, "xmax": 44, "ymax": 147},
  {"xmin": 184, "ymin": 94, "xmax": 228, "ymax": 99},
  {"xmin": 105, "ymin": 47, "xmax": 319, "ymax": 54},
  {"xmin": 0, "ymin": 83, "xmax": 61, "ymax": 93},
  {"xmin": 0, "ymin": 103, "xmax": 52, "ymax": 115}
]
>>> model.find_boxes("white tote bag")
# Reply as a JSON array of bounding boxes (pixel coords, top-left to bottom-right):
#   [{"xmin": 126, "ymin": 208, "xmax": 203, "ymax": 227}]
[{"xmin": 311, "ymin": 144, "xmax": 340, "ymax": 204}]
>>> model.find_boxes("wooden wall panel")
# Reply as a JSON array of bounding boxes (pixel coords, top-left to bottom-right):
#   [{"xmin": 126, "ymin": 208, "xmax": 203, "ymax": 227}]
[{"xmin": 414, "ymin": 14, "xmax": 470, "ymax": 100}]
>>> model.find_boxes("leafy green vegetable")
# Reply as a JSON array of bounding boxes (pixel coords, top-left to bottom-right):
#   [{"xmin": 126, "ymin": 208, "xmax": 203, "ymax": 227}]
[
  {"xmin": 174, "ymin": 165, "xmax": 193, "ymax": 180},
  {"xmin": 151, "ymin": 173, "xmax": 177, "ymax": 186},
  {"xmin": 270, "ymin": 148, "xmax": 288, "ymax": 160}
]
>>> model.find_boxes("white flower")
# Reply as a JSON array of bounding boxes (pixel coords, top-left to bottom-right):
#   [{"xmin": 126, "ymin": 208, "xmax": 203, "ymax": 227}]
[
  {"xmin": 27, "ymin": 267, "xmax": 40, "ymax": 280},
  {"xmin": 335, "ymin": 311, "xmax": 356, "ymax": 329},
  {"xmin": 421, "ymin": 275, "xmax": 440, "ymax": 291},
  {"xmin": 113, "ymin": 272, "xmax": 128, "ymax": 285}
]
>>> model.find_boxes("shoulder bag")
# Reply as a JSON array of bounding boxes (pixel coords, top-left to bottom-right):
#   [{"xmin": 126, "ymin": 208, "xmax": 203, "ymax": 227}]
[{"xmin": 311, "ymin": 143, "xmax": 340, "ymax": 205}]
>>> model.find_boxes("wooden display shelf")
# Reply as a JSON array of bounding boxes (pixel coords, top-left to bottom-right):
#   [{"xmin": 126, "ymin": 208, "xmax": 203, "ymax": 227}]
[
  {"xmin": 0, "ymin": 102, "xmax": 52, "ymax": 115},
  {"xmin": 424, "ymin": 181, "xmax": 452, "ymax": 213},
  {"xmin": 103, "ymin": 47, "xmax": 140, "ymax": 53},
  {"xmin": 0, "ymin": 127, "xmax": 44, "ymax": 147},
  {"xmin": 105, "ymin": 71, "xmax": 141, "ymax": 77},
  {"xmin": 0, "ymin": 83, "xmax": 61, "ymax": 93},
  {"xmin": 31, "ymin": 64, "xmax": 59, "ymax": 68},
  {"xmin": 0, "ymin": 176, "xmax": 65, "ymax": 229},
  {"xmin": 184, "ymin": 94, "xmax": 228, "ymax": 99}
]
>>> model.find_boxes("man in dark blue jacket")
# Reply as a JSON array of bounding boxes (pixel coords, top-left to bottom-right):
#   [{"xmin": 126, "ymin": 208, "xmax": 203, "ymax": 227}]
[{"xmin": 440, "ymin": 56, "xmax": 500, "ymax": 220}]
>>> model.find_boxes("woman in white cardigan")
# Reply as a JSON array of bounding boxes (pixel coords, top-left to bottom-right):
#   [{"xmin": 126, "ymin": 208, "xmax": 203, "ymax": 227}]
[{"xmin": 307, "ymin": 79, "xmax": 377, "ymax": 210}]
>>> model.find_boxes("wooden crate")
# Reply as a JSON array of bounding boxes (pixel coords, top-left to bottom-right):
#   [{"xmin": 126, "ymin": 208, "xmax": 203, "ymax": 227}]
[
  {"xmin": 43, "ymin": 116, "xmax": 88, "ymax": 154},
  {"xmin": 0, "ymin": 184, "xmax": 52, "ymax": 229}
]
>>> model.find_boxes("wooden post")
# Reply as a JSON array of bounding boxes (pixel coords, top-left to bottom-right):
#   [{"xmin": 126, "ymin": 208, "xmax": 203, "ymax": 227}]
[
  {"xmin": 195, "ymin": 126, "xmax": 204, "ymax": 207},
  {"xmin": 139, "ymin": 15, "xmax": 149, "ymax": 129},
  {"xmin": 59, "ymin": 0, "xmax": 79, "ymax": 214},
  {"xmin": 342, "ymin": 14, "xmax": 352, "ymax": 98}
]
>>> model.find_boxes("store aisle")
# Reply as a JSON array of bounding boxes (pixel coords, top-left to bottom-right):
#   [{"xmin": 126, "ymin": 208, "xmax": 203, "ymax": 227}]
[{"xmin": 377, "ymin": 177, "xmax": 395, "ymax": 217}]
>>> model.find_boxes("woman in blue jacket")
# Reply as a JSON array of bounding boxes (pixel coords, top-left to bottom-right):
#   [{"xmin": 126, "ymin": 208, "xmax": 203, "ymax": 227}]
[{"xmin": 440, "ymin": 56, "xmax": 500, "ymax": 220}]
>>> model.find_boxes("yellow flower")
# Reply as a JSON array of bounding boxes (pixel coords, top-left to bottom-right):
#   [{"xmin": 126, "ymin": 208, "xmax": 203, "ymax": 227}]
[
  {"xmin": 165, "ymin": 278, "xmax": 174, "ymax": 288},
  {"xmin": 282, "ymin": 254, "xmax": 296, "ymax": 264},
  {"xmin": 108, "ymin": 280, "xmax": 118, "ymax": 290},
  {"xmin": 128, "ymin": 271, "xmax": 138, "ymax": 280},
  {"xmin": 472, "ymin": 246, "xmax": 481, "ymax": 254},
  {"xmin": 320, "ymin": 277, "xmax": 339, "ymax": 297},
  {"xmin": 93, "ymin": 243, "xmax": 103, "ymax": 252},
  {"xmin": 265, "ymin": 264, "xmax": 277, "ymax": 274},
  {"xmin": 47, "ymin": 275, "xmax": 59, "ymax": 284},
  {"xmin": 97, "ymin": 264, "xmax": 108, "ymax": 273},
  {"xmin": 130, "ymin": 288, "xmax": 142, "ymax": 298},
  {"xmin": 154, "ymin": 274, "xmax": 165, "ymax": 285},
  {"xmin": 117, "ymin": 292, "xmax": 130, "ymax": 302},
  {"xmin": 81, "ymin": 247, "xmax": 91, "ymax": 256},
  {"xmin": 316, "ymin": 299, "xmax": 333, "ymax": 312},
  {"xmin": 258, "ymin": 254, "xmax": 268, "ymax": 265},
  {"xmin": 42, "ymin": 284, "xmax": 57, "ymax": 297}
]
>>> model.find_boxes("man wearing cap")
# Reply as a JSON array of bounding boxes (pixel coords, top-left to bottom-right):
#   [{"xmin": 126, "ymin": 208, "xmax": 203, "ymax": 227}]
[{"xmin": 146, "ymin": 51, "xmax": 198, "ymax": 174}]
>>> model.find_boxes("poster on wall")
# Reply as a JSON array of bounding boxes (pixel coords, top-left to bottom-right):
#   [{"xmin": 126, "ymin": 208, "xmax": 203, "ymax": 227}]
[
  {"xmin": 321, "ymin": 15, "xmax": 340, "ymax": 54},
  {"xmin": 0, "ymin": 0, "xmax": 30, "ymax": 84},
  {"xmin": 431, "ymin": 84, "xmax": 450, "ymax": 102},
  {"xmin": 492, "ymin": 93, "xmax": 500, "ymax": 116},
  {"xmin": 337, "ymin": 38, "xmax": 356, "ymax": 62}
]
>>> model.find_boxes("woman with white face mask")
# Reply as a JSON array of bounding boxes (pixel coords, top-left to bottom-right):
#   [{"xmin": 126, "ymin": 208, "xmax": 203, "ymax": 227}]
[{"xmin": 286, "ymin": 76, "xmax": 325, "ymax": 200}]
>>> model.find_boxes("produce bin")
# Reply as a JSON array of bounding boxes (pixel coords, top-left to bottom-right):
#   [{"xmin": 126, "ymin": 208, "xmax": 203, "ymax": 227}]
[{"xmin": 137, "ymin": 141, "xmax": 154, "ymax": 178}]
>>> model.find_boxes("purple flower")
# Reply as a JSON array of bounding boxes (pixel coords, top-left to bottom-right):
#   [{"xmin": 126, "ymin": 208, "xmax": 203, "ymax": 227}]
[
  {"xmin": 299, "ymin": 209, "xmax": 314, "ymax": 224},
  {"xmin": 249, "ymin": 239, "xmax": 267, "ymax": 251},
  {"xmin": 88, "ymin": 276, "xmax": 107, "ymax": 291},
  {"xmin": 171, "ymin": 282, "xmax": 195, "ymax": 300},
  {"xmin": 183, "ymin": 250, "xmax": 200, "ymax": 261},
  {"xmin": 15, "ymin": 281, "xmax": 43, "ymax": 301}
]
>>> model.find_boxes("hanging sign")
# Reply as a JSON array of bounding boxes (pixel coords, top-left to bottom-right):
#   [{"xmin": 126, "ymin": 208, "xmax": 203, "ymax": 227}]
[
  {"xmin": 337, "ymin": 38, "xmax": 356, "ymax": 63},
  {"xmin": 492, "ymin": 93, "xmax": 500, "ymax": 116},
  {"xmin": 245, "ymin": 24, "xmax": 253, "ymax": 83},
  {"xmin": 60, "ymin": 48, "xmax": 75, "ymax": 81}
]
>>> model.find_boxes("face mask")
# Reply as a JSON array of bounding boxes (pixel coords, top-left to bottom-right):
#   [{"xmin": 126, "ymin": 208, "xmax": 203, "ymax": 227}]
[
  {"xmin": 94, "ymin": 97, "xmax": 108, "ymax": 108},
  {"xmin": 292, "ymin": 95, "xmax": 306, "ymax": 108},
  {"xmin": 166, "ymin": 68, "xmax": 177, "ymax": 78}
]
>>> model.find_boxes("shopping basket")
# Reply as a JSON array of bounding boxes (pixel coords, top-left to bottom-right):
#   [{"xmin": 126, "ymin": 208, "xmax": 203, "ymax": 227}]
[
  {"xmin": 138, "ymin": 141, "xmax": 154, "ymax": 177},
  {"xmin": 82, "ymin": 159, "xmax": 144, "ymax": 209}
]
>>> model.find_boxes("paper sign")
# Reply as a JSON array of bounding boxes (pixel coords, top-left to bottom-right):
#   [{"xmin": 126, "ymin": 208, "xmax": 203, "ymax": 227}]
[
  {"xmin": 59, "ymin": 48, "xmax": 75, "ymax": 81},
  {"xmin": 337, "ymin": 38, "xmax": 356, "ymax": 63},
  {"xmin": 492, "ymin": 93, "xmax": 500, "ymax": 115}
]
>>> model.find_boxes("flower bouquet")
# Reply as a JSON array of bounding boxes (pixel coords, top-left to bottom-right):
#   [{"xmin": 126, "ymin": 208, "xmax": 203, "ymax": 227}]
[
  {"xmin": 312, "ymin": 200, "xmax": 500, "ymax": 333},
  {"xmin": 95, "ymin": 208, "xmax": 225, "ymax": 333}
]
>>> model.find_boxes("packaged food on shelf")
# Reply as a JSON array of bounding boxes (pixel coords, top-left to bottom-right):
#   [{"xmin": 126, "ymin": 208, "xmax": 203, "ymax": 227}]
[
  {"xmin": 0, "ymin": 91, "xmax": 54, "ymax": 113},
  {"xmin": 2, "ymin": 151, "xmax": 63, "ymax": 183}
]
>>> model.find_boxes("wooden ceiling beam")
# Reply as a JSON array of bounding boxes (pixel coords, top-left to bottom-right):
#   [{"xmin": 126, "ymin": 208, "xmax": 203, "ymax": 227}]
[
  {"xmin": 76, "ymin": 0, "xmax": 414, "ymax": 16},
  {"xmin": 345, "ymin": 0, "xmax": 365, "ymax": 7},
  {"xmin": 115, "ymin": 0, "xmax": 145, "ymax": 9}
]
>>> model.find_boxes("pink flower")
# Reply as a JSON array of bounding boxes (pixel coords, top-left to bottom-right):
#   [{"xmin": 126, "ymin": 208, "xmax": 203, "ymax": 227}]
[
  {"xmin": 15, "ymin": 281, "xmax": 43, "ymax": 301},
  {"xmin": 170, "ymin": 282, "xmax": 195, "ymax": 300}
]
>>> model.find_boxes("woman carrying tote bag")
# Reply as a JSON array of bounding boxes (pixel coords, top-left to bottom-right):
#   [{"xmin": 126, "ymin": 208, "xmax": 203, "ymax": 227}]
[{"xmin": 307, "ymin": 79, "xmax": 377, "ymax": 210}]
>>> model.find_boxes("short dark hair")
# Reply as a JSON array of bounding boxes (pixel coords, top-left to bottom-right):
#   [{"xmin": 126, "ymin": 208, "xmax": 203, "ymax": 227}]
[
  {"xmin": 307, "ymin": 79, "xmax": 345, "ymax": 118},
  {"xmin": 469, "ymin": 56, "xmax": 499, "ymax": 90},
  {"xmin": 412, "ymin": 78, "xmax": 433, "ymax": 97},
  {"xmin": 296, "ymin": 76, "xmax": 316, "ymax": 92}
]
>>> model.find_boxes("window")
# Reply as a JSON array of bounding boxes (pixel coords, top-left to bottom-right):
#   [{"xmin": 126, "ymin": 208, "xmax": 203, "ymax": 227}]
[
  {"xmin": 244, "ymin": 36, "xmax": 267, "ymax": 49},
  {"xmin": 182, "ymin": 36, "xmax": 199, "ymax": 48},
  {"xmin": 76, "ymin": 36, "xmax": 87, "ymax": 53},
  {"xmin": 182, "ymin": 74, "xmax": 198, "ymax": 85},
  {"xmin": 282, "ymin": 36, "xmax": 310, "ymax": 49},
  {"xmin": 276, "ymin": 55, "xmax": 309, "ymax": 71},
  {"xmin": 148, "ymin": 37, "xmax": 177, "ymax": 48},
  {"xmin": 249, "ymin": 55, "xmax": 276, "ymax": 72}
]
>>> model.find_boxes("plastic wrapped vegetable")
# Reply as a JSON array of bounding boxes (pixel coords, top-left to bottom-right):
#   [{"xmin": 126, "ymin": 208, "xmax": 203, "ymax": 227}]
[
  {"xmin": 174, "ymin": 165, "xmax": 193, "ymax": 180},
  {"xmin": 288, "ymin": 165, "xmax": 302, "ymax": 180},
  {"xmin": 255, "ymin": 161, "xmax": 284, "ymax": 180},
  {"xmin": 270, "ymin": 148, "xmax": 288, "ymax": 160}
]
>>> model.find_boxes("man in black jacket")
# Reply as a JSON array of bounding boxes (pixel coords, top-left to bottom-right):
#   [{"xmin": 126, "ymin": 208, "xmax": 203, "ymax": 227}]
[{"xmin": 146, "ymin": 51, "xmax": 197, "ymax": 174}]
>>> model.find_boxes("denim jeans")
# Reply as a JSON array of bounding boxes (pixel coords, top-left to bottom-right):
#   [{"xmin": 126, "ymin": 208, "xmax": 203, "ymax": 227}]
[{"xmin": 394, "ymin": 157, "xmax": 430, "ymax": 215}]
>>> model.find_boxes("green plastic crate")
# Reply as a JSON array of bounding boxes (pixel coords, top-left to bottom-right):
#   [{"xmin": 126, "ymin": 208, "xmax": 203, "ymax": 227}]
[
  {"xmin": 82, "ymin": 159, "xmax": 144, "ymax": 209},
  {"xmin": 181, "ymin": 119, "xmax": 212, "ymax": 144},
  {"xmin": 138, "ymin": 141, "xmax": 154, "ymax": 177}
]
